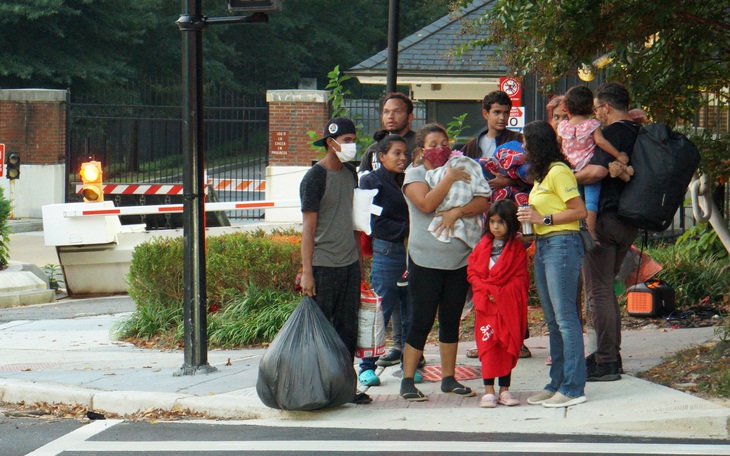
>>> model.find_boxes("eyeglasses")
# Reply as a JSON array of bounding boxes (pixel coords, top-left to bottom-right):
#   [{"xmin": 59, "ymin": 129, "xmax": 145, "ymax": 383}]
[{"xmin": 593, "ymin": 103, "xmax": 606, "ymax": 113}]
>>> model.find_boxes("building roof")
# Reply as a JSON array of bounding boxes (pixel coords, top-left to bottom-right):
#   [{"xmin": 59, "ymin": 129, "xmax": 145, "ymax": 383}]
[{"xmin": 348, "ymin": 0, "xmax": 505, "ymax": 81}]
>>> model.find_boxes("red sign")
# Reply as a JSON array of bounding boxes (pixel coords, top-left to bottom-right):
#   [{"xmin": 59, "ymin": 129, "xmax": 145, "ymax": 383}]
[
  {"xmin": 271, "ymin": 131, "xmax": 288, "ymax": 156},
  {"xmin": 499, "ymin": 77, "xmax": 522, "ymax": 106},
  {"xmin": 0, "ymin": 143, "xmax": 4, "ymax": 177}
]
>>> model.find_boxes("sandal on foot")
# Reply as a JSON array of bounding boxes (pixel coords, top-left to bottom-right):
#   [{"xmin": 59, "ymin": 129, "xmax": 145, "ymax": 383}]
[
  {"xmin": 498, "ymin": 391, "xmax": 520, "ymax": 406},
  {"xmin": 400, "ymin": 390, "xmax": 428, "ymax": 402},
  {"xmin": 479, "ymin": 393, "xmax": 497, "ymax": 408},
  {"xmin": 444, "ymin": 385, "xmax": 476, "ymax": 397}
]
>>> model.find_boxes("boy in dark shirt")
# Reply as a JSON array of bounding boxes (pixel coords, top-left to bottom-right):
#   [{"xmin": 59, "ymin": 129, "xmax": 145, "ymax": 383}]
[{"xmin": 299, "ymin": 117, "xmax": 370, "ymax": 404}]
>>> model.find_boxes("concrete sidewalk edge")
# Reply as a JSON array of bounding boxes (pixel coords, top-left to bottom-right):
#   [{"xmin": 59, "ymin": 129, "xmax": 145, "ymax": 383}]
[{"xmin": 1, "ymin": 377, "xmax": 728, "ymax": 439}]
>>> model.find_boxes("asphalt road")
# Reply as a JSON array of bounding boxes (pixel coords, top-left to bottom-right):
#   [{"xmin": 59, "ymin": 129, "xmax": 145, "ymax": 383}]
[{"xmin": 3, "ymin": 418, "xmax": 729, "ymax": 456}]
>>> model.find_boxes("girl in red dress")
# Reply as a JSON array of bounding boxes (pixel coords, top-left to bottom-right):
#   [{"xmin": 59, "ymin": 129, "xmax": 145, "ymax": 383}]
[{"xmin": 467, "ymin": 199, "xmax": 530, "ymax": 408}]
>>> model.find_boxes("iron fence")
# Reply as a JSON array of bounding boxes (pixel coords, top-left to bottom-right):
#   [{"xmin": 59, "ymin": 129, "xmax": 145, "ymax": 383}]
[
  {"xmin": 68, "ymin": 82, "xmax": 268, "ymax": 222},
  {"xmin": 343, "ymin": 98, "xmax": 427, "ymax": 140}
]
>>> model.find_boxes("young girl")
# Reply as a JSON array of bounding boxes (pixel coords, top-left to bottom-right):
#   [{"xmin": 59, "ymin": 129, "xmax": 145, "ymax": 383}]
[
  {"xmin": 467, "ymin": 199, "xmax": 530, "ymax": 408},
  {"xmin": 558, "ymin": 85, "xmax": 626, "ymax": 241}
]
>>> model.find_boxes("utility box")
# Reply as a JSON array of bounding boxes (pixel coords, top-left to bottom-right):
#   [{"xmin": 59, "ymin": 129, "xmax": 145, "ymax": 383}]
[{"xmin": 42, "ymin": 202, "xmax": 121, "ymax": 246}]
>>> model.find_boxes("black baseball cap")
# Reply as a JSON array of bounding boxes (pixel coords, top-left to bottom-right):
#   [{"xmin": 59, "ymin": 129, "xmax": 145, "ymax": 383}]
[{"xmin": 313, "ymin": 117, "xmax": 356, "ymax": 147}]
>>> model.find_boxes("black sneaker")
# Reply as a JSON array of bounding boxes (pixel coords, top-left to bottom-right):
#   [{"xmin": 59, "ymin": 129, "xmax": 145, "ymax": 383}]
[
  {"xmin": 376, "ymin": 347, "xmax": 402, "ymax": 367},
  {"xmin": 397, "ymin": 270, "xmax": 409, "ymax": 287},
  {"xmin": 586, "ymin": 361, "xmax": 621, "ymax": 382},
  {"xmin": 352, "ymin": 392, "xmax": 372, "ymax": 405},
  {"xmin": 618, "ymin": 352, "xmax": 624, "ymax": 374},
  {"xmin": 585, "ymin": 353, "xmax": 597, "ymax": 375}
]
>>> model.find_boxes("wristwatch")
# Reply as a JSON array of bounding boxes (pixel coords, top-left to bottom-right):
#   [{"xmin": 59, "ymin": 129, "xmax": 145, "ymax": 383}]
[{"xmin": 543, "ymin": 214, "xmax": 553, "ymax": 226}]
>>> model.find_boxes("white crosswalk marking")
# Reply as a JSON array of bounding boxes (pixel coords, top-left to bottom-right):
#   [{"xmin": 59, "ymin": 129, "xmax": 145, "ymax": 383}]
[
  {"xmin": 32, "ymin": 438, "xmax": 730, "ymax": 454},
  {"xmin": 25, "ymin": 419, "xmax": 123, "ymax": 456}
]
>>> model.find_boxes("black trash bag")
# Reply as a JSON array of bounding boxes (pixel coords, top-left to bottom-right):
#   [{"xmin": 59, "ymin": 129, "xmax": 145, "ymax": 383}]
[{"xmin": 256, "ymin": 296, "xmax": 357, "ymax": 411}]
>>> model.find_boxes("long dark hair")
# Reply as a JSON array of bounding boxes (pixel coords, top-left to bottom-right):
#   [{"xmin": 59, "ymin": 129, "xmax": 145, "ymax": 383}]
[
  {"xmin": 483, "ymin": 199, "xmax": 520, "ymax": 239},
  {"xmin": 524, "ymin": 120, "xmax": 570, "ymax": 182}
]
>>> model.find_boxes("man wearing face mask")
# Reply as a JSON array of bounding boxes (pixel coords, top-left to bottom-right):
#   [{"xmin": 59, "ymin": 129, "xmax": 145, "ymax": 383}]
[{"xmin": 299, "ymin": 117, "xmax": 371, "ymax": 405}]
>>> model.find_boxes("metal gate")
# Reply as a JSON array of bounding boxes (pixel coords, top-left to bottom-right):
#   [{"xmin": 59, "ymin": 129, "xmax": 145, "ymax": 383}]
[{"xmin": 68, "ymin": 82, "xmax": 269, "ymax": 224}]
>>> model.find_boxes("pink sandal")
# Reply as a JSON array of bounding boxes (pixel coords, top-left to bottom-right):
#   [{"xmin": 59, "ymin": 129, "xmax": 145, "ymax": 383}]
[
  {"xmin": 498, "ymin": 391, "xmax": 520, "ymax": 406},
  {"xmin": 479, "ymin": 393, "xmax": 497, "ymax": 408}
]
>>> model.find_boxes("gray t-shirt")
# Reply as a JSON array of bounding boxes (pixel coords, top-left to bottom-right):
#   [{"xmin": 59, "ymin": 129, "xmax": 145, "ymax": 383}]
[
  {"xmin": 300, "ymin": 163, "xmax": 359, "ymax": 267},
  {"xmin": 403, "ymin": 165, "xmax": 472, "ymax": 270}
]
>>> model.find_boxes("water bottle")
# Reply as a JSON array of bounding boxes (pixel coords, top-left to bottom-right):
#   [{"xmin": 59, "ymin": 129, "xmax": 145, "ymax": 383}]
[{"xmin": 520, "ymin": 204, "xmax": 533, "ymax": 236}]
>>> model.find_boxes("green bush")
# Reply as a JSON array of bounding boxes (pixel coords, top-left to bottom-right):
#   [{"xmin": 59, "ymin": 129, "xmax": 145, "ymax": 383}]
[
  {"xmin": 117, "ymin": 229, "xmax": 302, "ymax": 345},
  {"xmin": 0, "ymin": 187, "xmax": 11, "ymax": 268},
  {"xmin": 646, "ymin": 243, "xmax": 730, "ymax": 308},
  {"xmin": 207, "ymin": 285, "xmax": 299, "ymax": 348}
]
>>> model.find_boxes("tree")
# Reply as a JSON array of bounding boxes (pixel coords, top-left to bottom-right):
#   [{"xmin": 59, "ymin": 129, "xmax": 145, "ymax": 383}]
[
  {"xmin": 457, "ymin": 0, "xmax": 729, "ymax": 126},
  {"xmin": 0, "ymin": 1, "xmax": 169, "ymax": 93}
]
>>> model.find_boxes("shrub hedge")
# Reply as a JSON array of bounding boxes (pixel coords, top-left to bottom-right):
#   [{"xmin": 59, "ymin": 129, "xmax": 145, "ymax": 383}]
[{"xmin": 118, "ymin": 228, "xmax": 302, "ymax": 344}]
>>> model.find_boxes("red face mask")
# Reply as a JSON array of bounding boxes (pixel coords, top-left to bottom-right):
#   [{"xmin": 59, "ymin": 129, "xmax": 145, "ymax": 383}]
[{"xmin": 423, "ymin": 145, "xmax": 451, "ymax": 167}]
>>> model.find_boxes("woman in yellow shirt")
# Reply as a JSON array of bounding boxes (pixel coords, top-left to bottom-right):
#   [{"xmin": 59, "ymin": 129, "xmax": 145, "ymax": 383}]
[{"xmin": 517, "ymin": 120, "xmax": 588, "ymax": 408}]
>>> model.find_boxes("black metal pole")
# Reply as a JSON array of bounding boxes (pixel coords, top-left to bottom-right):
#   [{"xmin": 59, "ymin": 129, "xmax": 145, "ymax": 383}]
[
  {"xmin": 386, "ymin": 0, "xmax": 400, "ymax": 94},
  {"xmin": 175, "ymin": 0, "xmax": 215, "ymax": 376}
]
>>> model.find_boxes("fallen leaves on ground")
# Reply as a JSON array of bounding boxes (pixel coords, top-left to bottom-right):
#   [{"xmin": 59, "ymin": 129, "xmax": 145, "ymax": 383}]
[
  {"xmin": 637, "ymin": 339, "xmax": 730, "ymax": 403},
  {"xmin": 1, "ymin": 401, "xmax": 210, "ymax": 422}
]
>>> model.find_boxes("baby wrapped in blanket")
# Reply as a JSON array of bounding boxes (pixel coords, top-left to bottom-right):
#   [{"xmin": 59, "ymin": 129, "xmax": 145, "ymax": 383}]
[{"xmin": 425, "ymin": 152, "xmax": 491, "ymax": 248}]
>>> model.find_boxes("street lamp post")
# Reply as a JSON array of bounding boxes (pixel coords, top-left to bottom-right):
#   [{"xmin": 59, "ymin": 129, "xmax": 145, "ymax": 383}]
[
  {"xmin": 176, "ymin": 0, "xmax": 214, "ymax": 376},
  {"xmin": 175, "ymin": 1, "xmax": 278, "ymax": 377},
  {"xmin": 386, "ymin": 0, "xmax": 400, "ymax": 94}
]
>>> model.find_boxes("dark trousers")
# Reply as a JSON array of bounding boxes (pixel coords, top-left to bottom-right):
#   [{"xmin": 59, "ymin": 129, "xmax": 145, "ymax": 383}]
[
  {"xmin": 583, "ymin": 210, "xmax": 637, "ymax": 364},
  {"xmin": 313, "ymin": 261, "xmax": 361, "ymax": 358},
  {"xmin": 406, "ymin": 259, "xmax": 470, "ymax": 351}
]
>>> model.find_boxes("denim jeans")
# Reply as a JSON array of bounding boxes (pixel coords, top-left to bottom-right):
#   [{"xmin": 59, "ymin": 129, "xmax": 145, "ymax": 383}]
[
  {"xmin": 534, "ymin": 232, "xmax": 586, "ymax": 398},
  {"xmin": 359, "ymin": 238, "xmax": 409, "ymax": 373}
]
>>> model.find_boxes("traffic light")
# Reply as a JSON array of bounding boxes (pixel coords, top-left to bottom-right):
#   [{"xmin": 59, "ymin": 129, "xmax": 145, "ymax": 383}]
[
  {"xmin": 228, "ymin": 0, "xmax": 282, "ymax": 12},
  {"xmin": 80, "ymin": 160, "xmax": 104, "ymax": 202},
  {"xmin": 6, "ymin": 153, "xmax": 20, "ymax": 180}
]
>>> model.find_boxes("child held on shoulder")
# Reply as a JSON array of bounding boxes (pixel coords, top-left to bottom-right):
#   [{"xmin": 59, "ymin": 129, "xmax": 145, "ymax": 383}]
[
  {"xmin": 557, "ymin": 85, "xmax": 626, "ymax": 242},
  {"xmin": 466, "ymin": 200, "xmax": 530, "ymax": 408}
]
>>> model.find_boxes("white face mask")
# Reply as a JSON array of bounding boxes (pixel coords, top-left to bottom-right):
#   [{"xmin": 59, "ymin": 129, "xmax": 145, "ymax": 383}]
[{"xmin": 333, "ymin": 139, "xmax": 357, "ymax": 162}]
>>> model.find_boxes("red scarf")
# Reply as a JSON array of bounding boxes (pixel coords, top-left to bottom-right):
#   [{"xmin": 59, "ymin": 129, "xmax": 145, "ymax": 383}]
[{"xmin": 467, "ymin": 236, "xmax": 529, "ymax": 378}]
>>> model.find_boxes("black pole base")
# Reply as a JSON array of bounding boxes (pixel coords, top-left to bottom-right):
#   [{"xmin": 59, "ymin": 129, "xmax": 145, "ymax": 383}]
[{"xmin": 174, "ymin": 363, "xmax": 219, "ymax": 377}]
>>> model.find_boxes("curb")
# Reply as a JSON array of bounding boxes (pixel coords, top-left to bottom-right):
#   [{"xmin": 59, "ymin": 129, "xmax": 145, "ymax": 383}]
[{"xmin": 1, "ymin": 377, "xmax": 728, "ymax": 439}]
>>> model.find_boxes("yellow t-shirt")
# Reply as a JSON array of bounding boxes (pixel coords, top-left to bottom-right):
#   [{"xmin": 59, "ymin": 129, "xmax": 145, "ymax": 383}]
[{"xmin": 529, "ymin": 162, "xmax": 581, "ymax": 235}]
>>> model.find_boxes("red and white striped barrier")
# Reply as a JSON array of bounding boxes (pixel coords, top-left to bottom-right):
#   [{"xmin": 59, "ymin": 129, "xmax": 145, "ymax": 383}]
[
  {"xmin": 209, "ymin": 179, "xmax": 266, "ymax": 192},
  {"xmin": 75, "ymin": 179, "xmax": 265, "ymax": 196},
  {"xmin": 62, "ymin": 200, "xmax": 299, "ymax": 217},
  {"xmin": 75, "ymin": 184, "xmax": 184, "ymax": 195}
]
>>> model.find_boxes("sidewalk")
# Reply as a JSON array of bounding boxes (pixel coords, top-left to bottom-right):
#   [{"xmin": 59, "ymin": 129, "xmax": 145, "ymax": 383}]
[
  {"xmin": 0, "ymin": 295, "xmax": 728, "ymax": 440},
  {"xmin": 2, "ymin": 219, "xmax": 729, "ymax": 439}
]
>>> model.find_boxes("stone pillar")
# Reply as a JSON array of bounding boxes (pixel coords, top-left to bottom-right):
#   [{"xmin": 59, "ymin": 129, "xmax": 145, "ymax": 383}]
[
  {"xmin": 267, "ymin": 90, "xmax": 329, "ymax": 166},
  {"xmin": 265, "ymin": 90, "xmax": 330, "ymax": 222},
  {"xmin": 0, "ymin": 89, "xmax": 67, "ymax": 218},
  {"xmin": 0, "ymin": 89, "xmax": 67, "ymax": 165}
]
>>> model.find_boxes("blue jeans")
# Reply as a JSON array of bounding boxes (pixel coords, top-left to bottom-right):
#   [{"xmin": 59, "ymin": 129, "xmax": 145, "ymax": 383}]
[
  {"xmin": 534, "ymin": 233, "xmax": 586, "ymax": 398},
  {"xmin": 360, "ymin": 238, "xmax": 410, "ymax": 373}
]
